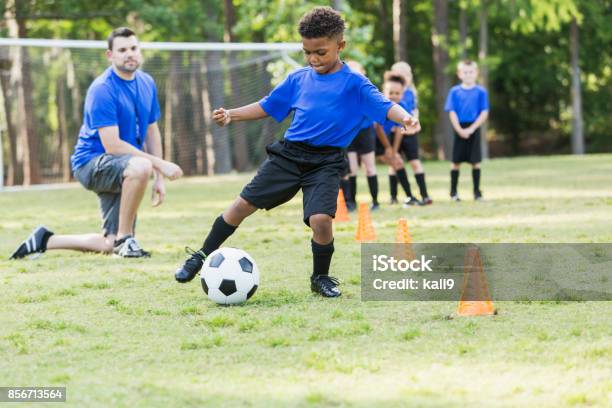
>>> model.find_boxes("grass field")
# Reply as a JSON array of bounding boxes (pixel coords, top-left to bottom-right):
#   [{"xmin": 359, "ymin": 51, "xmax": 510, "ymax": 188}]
[{"xmin": 1, "ymin": 154, "xmax": 611, "ymax": 407}]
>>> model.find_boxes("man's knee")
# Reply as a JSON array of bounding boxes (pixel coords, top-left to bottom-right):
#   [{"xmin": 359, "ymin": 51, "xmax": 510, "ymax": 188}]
[{"xmin": 125, "ymin": 157, "xmax": 153, "ymax": 181}]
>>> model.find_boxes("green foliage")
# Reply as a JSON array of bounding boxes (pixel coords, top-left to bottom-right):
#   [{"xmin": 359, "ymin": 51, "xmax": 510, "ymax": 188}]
[{"xmin": 0, "ymin": 0, "xmax": 610, "ymax": 154}]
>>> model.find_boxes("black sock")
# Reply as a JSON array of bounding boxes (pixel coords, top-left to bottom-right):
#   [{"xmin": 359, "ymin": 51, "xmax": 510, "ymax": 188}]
[
  {"xmin": 340, "ymin": 179, "xmax": 351, "ymax": 203},
  {"xmin": 472, "ymin": 168, "xmax": 481, "ymax": 193},
  {"xmin": 395, "ymin": 168, "xmax": 413, "ymax": 198},
  {"xmin": 389, "ymin": 174, "xmax": 398, "ymax": 200},
  {"xmin": 41, "ymin": 230, "xmax": 54, "ymax": 252},
  {"xmin": 312, "ymin": 239, "xmax": 334, "ymax": 277},
  {"xmin": 201, "ymin": 215, "xmax": 238, "ymax": 256},
  {"xmin": 451, "ymin": 169, "xmax": 460, "ymax": 196},
  {"xmin": 349, "ymin": 176, "xmax": 357, "ymax": 203},
  {"xmin": 367, "ymin": 175, "xmax": 378, "ymax": 204},
  {"xmin": 415, "ymin": 173, "xmax": 429, "ymax": 199}
]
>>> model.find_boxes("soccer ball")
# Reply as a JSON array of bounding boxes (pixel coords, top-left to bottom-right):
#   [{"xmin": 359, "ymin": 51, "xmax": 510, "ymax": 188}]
[{"xmin": 200, "ymin": 247, "xmax": 259, "ymax": 305}]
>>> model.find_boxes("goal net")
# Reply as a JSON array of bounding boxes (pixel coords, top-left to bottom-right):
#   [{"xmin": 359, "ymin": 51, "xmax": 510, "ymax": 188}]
[{"xmin": 0, "ymin": 38, "xmax": 302, "ymax": 187}]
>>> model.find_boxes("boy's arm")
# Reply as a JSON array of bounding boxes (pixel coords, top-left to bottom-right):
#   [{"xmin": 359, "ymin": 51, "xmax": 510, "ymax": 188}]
[
  {"xmin": 465, "ymin": 110, "xmax": 489, "ymax": 135},
  {"xmin": 392, "ymin": 127, "xmax": 403, "ymax": 152},
  {"xmin": 213, "ymin": 102, "xmax": 268, "ymax": 126},
  {"xmin": 449, "ymin": 111, "xmax": 468, "ymax": 138},
  {"xmin": 386, "ymin": 104, "xmax": 420, "ymax": 134},
  {"xmin": 374, "ymin": 123, "xmax": 402, "ymax": 168}
]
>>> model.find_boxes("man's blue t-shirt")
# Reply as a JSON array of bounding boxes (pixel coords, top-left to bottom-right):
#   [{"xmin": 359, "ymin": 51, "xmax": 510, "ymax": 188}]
[
  {"xmin": 444, "ymin": 84, "xmax": 489, "ymax": 123},
  {"xmin": 401, "ymin": 88, "xmax": 417, "ymax": 115},
  {"xmin": 259, "ymin": 63, "xmax": 394, "ymax": 147},
  {"xmin": 71, "ymin": 67, "xmax": 161, "ymax": 170}
]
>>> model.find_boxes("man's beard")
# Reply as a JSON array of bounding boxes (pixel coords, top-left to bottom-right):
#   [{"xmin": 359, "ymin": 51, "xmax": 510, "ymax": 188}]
[{"xmin": 117, "ymin": 60, "xmax": 140, "ymax": 73}]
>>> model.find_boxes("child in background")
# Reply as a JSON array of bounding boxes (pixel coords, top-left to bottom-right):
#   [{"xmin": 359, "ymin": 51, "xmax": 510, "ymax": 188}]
[
  {"xmin": 390, "ymin": 61, "xmax": 432, "ymax": 205},
  {"xmin": 444, "ymin": 59, "xmax": 489, "ymax": 201}
]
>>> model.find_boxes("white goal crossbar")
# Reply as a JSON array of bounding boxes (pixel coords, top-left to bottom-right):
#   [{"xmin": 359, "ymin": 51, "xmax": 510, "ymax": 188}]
[{"xmin": 0, "ymin": 38, "xmax": 303, "ymax": 51}]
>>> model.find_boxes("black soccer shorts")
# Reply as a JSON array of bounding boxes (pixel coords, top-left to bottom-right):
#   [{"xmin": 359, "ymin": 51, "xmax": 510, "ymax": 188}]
[{"xmin": 240, "ymin": 140, "xmax": 346, "ymax": 226}]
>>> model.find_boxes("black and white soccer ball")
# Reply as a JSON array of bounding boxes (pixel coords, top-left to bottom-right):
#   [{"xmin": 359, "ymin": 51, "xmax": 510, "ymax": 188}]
[{"xmin": 200, "ymin": 247, "xmax": 260, "ymax": 305}]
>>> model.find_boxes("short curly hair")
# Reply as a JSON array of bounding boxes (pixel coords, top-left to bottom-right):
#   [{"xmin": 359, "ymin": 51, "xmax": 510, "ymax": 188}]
[
  {"xmin": 298, "ymin": 7, "xmax": 345, "ymax": 39},
  {"xmin": 383, "ymin": 71, "xmax": 406, "ymax": 87}
]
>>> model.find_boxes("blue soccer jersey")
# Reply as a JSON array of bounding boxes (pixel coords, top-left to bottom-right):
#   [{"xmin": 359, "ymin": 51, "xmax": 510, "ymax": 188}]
[
  {"xmin": 444, "ymin": 84, "xmax": 489, "ymax": 123},
  {"xmin": 259, "ymin": 63, "xmax": 394, "ymax": 147},
  {"xmin": 71, "ymin": 67, "xmax": 161, "ymax": 170},
  {"xmin": 401, "ymin": 88, "xmax": 417, "ymax": 115}
]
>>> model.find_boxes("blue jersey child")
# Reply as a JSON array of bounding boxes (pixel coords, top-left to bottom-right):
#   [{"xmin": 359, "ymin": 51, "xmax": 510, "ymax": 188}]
[
  {"xmin": 444, "ymin": 59, "xmax": 489, "ymax": 201},
  {"xmin": 174, "ymin": 7, "xmax": 420, "ymax": 297}
]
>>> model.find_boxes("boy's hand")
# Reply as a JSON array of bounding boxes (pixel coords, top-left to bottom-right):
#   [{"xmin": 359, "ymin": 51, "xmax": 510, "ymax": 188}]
[
  {"xmin": 402, "ymin": 116, "xmax": 421, "ymax": 135},
  {"xmin": 213, "ymin": 107, "xmax": 232, "ymax": 126},
  {"xmin": 458, "ymin": 128, "xmax": 471, "ymax": 139}
]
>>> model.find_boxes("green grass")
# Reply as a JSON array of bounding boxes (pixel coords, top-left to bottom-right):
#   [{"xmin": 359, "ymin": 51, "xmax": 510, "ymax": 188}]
[{"xmin": 1, "ymin": 154, "xmax": 611, "ymax": 407}]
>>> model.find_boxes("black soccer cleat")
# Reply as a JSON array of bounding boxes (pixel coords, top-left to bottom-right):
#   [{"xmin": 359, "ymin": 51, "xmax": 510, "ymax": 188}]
[
  {"xmin": 451, "ymin": 195, "xmax": 461, "ymax": 202},
  {"xmin": 175, "ymin": 247, "xmax": 206, "ymax": 283},
  {"xmin": 311, "ymin": 274, "xmax": 341, "ymax": 298},
  {"xmin": 403, "ymin": 196, "xmax": 422, "ymax": 207},
  {"xmin": 370, "ymin": 202, "xmax": 380, "ymax": 211},
  {"xmin": 389, "ymin": 197, "xmax": 399, "ymax": 205},
  {"xmin": 474, "ymin": 190, "xmax": 483, "ymax": 201},
  {"xmin": 9, "ymin": 226, "xmax": 54, "ymax": 260},
  {"xmin": 420, "ymin": 197, "xmax": 433, "ymax": 205}
]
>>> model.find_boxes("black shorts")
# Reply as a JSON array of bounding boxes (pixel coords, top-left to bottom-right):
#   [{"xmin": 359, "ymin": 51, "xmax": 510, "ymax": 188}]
[
  {"xmin": 389, "ymin": 133, "xmax": 420, "ymax": 161},
  {"xmin": 348, "ymin": 126, "xmax": 376, "ymax": 155},
  {"xmin": 240, "ymin": 140, "xmax": 346, "ymax": 226},
  {"xmin": 452, "ymin": 122, "xmax": 482, "ymax": 164}
]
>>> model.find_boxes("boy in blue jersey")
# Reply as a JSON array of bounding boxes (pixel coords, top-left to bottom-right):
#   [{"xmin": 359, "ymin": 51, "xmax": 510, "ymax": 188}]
[
  {"xmin": 374, "ymin": 73, "xmax": 422, "ymax": 207},
  {"xmin": 10, "ymin": 28, "xmax": 182, "ymax": 260},
  {"xmin": 390, "ymin": 62, "xmax": 432, "ymax": 206},
  {"xmin": 444, "ymin": 60, "xmax": 489, "ymax": 201},
  {"xmin": 345, "ymin": 60, "xmax": 380, "ymax": 211},
  {"xmin": 174, "ymin": 7, "xmax": 420, "ymax": 297}
]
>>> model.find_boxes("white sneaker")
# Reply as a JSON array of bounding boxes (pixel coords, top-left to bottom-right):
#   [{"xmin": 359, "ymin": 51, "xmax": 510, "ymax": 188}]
[{"xmin": 113, "ymin": 236, "xmax": 151, "ymax": 258}]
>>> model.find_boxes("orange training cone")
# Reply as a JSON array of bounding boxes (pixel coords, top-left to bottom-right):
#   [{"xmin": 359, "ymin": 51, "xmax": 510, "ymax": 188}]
[
  {"xmin": 355, "ymin": 203, "xmax": 376, "ymax": 242},
  {"xmin": 335, "ymin": 189, "xmax": 350, "ymax": 222},
  {"xmin": 457, "ymin": 246, "xmax": 495, "ymax": 316},
  {"xmin": 394, "ymin": 218, "xmax": 415, "ymax": 260}
]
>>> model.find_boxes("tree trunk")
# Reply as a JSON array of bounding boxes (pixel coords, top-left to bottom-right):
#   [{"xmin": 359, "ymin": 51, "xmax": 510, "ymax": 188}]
[
  {"xmin": 16, "ymin": 16, "xmax": 41, "ymax": 184},
  {"xmin": 66, "ymin": 49, "xmax": 81, "ymax": 180},
  {"xmin": 459, "ymin": 2, "xmax": 468, "ymax": 59},
  {"xmin": 224, "ymin": 0, "xmax": 249, "ymax": 172},
  {"xmin": 200, "ymin": 61, "xmax": 215, "ymax": 175},
  {"xmin": 0, "ymin": 49, "xmax": 20, "ymax": 186},
  {"xmin": 570, "ymin": 17, "xmax": 584, "ymax": 154},
  {"xmin": 6, "ymin": 0, "xmax": 40, "ymax": 185},
  {"xmin": 393, "ymin": 0, "xmax": 407, "ymax": 62},
  {"xmin": 56, "ymin": 70, "xmax": 70, "ymax": 182},
  {"xmin": 190, "ymin": 56, "xmax": 206, "ymax": 174},
  {"xmin": 432, "ymin": 0, "xmax": 452, "ymax": 159},
  {"xmin": 163, "ymin": 52, "xmax": 179, "ymax": 163},
  {"xmin": 479, "ymin": 0, "xmax": 490, "ymax": 159}
]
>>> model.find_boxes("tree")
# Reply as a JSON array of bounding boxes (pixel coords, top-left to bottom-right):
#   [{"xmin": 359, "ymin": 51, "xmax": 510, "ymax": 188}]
[
  {"xmin": 478, "ymin": 0, "xmax": 489, "ymax": 159},
  {"xmin": 569, "ymin": 16, "xmax": 583, "ymax": 154},
  {"xmin": 224, "ymin": 0, "xmax": 250, "ymax": 171},
  {"xmin": 393, "ymin": 0, "xmax": 407, "ymax": 62},
  {"xmin": 432, "ymin": 0, "xmax": 452, "ymax": 159}
]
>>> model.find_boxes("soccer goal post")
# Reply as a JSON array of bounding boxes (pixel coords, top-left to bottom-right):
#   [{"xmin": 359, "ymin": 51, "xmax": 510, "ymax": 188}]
[{"xmin": 0, "ymin": 38, "xmax": 303, "ymax": 188}]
